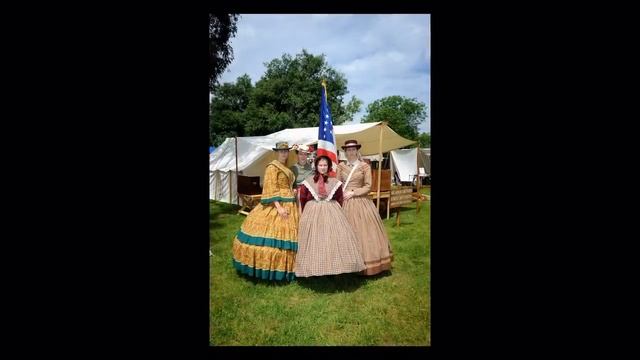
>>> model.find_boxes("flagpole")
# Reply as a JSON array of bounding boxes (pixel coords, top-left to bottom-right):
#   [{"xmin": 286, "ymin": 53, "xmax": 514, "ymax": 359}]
[{"xmin": 321, "ymin": 79, "xmax": 327, "ymax": 98}]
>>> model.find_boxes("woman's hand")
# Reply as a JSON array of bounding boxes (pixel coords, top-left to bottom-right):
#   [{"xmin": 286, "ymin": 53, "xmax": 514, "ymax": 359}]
[
  {"xmin": 276, "ymin": 206, "xmax": 289, "ymax": 220},
  {"xmin": 343, "ymin": 190, "xmax": 355, "ymax": 201}
]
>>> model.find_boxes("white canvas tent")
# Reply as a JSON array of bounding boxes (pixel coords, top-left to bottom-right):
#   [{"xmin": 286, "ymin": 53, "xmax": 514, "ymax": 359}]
[
  {"xmin": 421, "ymin": 148, "xmax": 431, "ymax": 176},
  {"xmin": 389, "ymin": 147, "xmax": 430, "ymax": 184},
  {"xmin": 210, "ymin": 122, "xmax": 415, "ymax": 204}
]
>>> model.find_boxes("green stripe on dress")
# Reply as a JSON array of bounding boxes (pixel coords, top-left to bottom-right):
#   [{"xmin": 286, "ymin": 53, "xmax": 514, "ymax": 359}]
[
  {"xmin": 260, "ymin": 196, "xmax": 295, "ymax": 204},
  {"xmin": 236, "ymin": 230, "xmax": 298, "ymax": 251},
  {"xmin": 232, "ymin": 259, "xmax": 295, "ymax": 281}
]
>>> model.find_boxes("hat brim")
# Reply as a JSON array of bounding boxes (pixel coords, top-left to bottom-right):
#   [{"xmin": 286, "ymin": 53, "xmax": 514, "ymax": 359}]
[{"xmin": 341, "ymin": 145, "xmax": 361, "ymax": 150}]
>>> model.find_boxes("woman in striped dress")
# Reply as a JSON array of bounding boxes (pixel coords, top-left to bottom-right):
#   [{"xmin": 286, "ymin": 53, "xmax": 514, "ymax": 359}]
[{"xmin": 336, "ymin": 140, "xmax": 393, "ymax": 276}]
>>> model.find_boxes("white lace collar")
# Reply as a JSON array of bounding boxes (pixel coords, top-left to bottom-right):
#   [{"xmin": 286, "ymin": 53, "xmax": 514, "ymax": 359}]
[{"xmin": 301, "ymin": 179, "xmax": 343, "ymax": 202}]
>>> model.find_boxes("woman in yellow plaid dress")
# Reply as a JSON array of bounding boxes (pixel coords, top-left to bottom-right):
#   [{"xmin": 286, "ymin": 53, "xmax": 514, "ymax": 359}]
[{"xmin": 231, "ymin": 142, "xmax": 299, "ymax": 281}]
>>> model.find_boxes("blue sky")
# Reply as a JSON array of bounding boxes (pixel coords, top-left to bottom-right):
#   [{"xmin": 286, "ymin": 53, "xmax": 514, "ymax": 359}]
[{"xmin": 218, "ymin": 14, "xmax": 430, "ymax": 134}]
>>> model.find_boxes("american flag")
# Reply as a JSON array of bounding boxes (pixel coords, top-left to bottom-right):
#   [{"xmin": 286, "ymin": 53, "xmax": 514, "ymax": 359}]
[{"xmin": 317, "ymin": 80, "xmax": 338, "ymax": 176}]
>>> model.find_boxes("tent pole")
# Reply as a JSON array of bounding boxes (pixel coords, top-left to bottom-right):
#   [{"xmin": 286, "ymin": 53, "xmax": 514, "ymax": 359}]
[
  {"xmin": 416, "ymin": 145, "xmax": 421, "ymax": 213},
  {"xmin": 214, "ymin": 171, "xmax": 219, "ymax": 201},
  {"xmin": 376, "ymin": 123, "xmax": 383, "ymax": 211},
  {"xmin": 388, "ymin": 150, "xmax": 393, "ymax": 219},
  {"xmin": 235, "ymin": 136, "xmax": 239, "ymax": 205},
  {"xmin": 228, "ymin": 170, "xmax": 232, "ymax": 204},
  {"xmin": 416, "ymin": 144, "xmax": 421, "ymax": 193}
]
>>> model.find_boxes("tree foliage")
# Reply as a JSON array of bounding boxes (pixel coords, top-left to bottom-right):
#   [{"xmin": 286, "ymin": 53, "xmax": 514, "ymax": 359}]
[
  {"xmin": 209, "ymin": 14, "xmax": 239, "ymax": 92},
  {"xmin": 417, "ymin": 132, "xmax": 431, "ymax": 148},
  {"xmin": 361, "ymin": 96, "xmax": 427, "ymax": 141},
  {"xmin": 209, "ymin": 50, "xmax": 363, "ymax": 145},
  {"xmin": 209, "ymin": 75, "xmax": 253, "ymax": 146}
]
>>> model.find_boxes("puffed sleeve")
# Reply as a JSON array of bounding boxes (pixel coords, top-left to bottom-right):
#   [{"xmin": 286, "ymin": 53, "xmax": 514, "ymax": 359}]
[
  {"xmin": 299, "ymin": 183, "xmax": 311, "ymax": 211},
  {"xmin": 290, "ymin": 165, "xmax": 299, "ymax": 188},
  {"xmin": 260, "ymin": 164, "xmax": 296, "ymax": 205},
  {"xmin": 352, "ymin": 163, "xmax": 372, "ymax": 196},
  {"xmin": 261, "ymin": 165, "xmax": 282, "ymax": 204},
  {"xmin": 333, "ymin": 185, "xmax": 344, "ymax": 206},
  {"xmin": 336, "ymin": 163, "xmax": 345, "ymax": 182}
]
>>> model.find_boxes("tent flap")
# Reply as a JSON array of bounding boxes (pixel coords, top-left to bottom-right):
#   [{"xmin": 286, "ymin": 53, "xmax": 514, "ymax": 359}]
[{"xmin": 390, "ymin": 148, "xmax": 429, "ymax": 183}]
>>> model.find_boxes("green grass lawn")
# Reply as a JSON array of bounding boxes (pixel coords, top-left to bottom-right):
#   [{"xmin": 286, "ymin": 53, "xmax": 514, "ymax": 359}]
[{"xmin": 210, "ymin": 187, "xmax": 430, "ymax": 346}]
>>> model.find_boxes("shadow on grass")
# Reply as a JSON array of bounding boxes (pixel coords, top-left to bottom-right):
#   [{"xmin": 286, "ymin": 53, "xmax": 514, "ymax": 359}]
[
  {"xmin": 210, "ymin": 200, "xmax": 241, "ymax": 214},
  {"xmin": 230, "ymin": 270, "xmax": 393, "ymax": 292},
  {"xmin": 295, "ymin": 271, "xmax": 392, "ymax": 293},
  {"xmin": 382, "ymin": 205, "xmax": 427, "ymax": 225},
  {"xmin": 210, "ymin": 218, "xmax": 240, "ymax": 230},
  {"xmin": 233, "ymin": 272, "xmax": 295, "ymax": 287},
  {"xmin": 210, "ymin": 200, "xmax": 242, "ymax": 229}
]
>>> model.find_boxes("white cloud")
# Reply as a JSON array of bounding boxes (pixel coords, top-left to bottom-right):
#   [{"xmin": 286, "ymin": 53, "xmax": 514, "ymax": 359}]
[
  {"xmin": 339, "ymin": 51, "xmax": 411, "ymax": 78},
  {"xmin": 219, "ymin": 14, "xmax": 430, "ymax": 132}
]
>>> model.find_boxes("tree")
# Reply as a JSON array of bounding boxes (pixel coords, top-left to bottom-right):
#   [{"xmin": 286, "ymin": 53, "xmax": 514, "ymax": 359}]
[
  {"xmin": 336, "ymin": 96, "xmax": 364, "ymax": 125},
  {"xmin": 417, "ymin": 132, "xmax": 431, "ymax": 148},
  {"xmin": 243, "ymin": 50, "xmax": 362, "ymax": 135},
  {"xmin": 209, "ymin": 74, "xmax": 253, "ymax": 146},
  {"xmin": 209, "ymin": 14, "xmax": 240, "ymax": 92},
  {"xmin": 209, "ymin": 50, "xmax": 363, "ymax": 143},
  {"xmin": 361, "ymin": 96, "xmax": 427, "ymax": 141}
]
